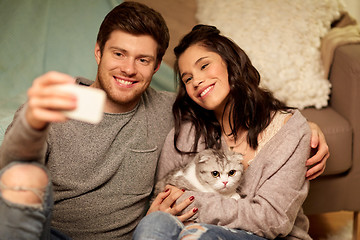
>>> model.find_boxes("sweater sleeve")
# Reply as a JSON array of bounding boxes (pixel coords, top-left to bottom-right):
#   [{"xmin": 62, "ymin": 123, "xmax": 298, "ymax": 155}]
[
  {"xmin": 156, "ymin": 122, "xmax": 199, "ymax": 182},
  {"xmin": 175, "ymin": 112, "xmax": 311, "ymax": 239},
  {"xmin": 0, "ymin": 104, "xmax": 49, "ymax": 168}
]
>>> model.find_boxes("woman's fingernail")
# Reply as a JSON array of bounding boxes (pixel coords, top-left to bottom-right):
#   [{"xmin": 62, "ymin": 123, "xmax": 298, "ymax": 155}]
[
  {"xmin": 165, "ymin": 189, "xmax": 170, "ymax": 192},
  {"xmin": 181, "ymin": 189, "xmax": 185, "ymax": 192},
  {"xmin": 189, "ymin": 196, "xmax": 195, "ymax": 201},
  {"xmin": 193, "ymin": 207, "xmax": 198, "ymax": 213}
]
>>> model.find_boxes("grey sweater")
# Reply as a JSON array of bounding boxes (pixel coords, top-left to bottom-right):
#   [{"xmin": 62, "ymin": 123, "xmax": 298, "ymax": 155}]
[
  {"xmin": 0, "ymin": 80, "xmax": 175, "ymax": 240},
  {"xmin": 157, "ymin": 110, "xmax": 312, "ymax": 240}
]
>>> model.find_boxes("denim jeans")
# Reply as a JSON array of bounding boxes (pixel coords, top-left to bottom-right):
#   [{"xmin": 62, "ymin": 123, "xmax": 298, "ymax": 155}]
[
  {"xmin": 0, "ymin": 162, "xmax": 71, "ymax": 240},
  {"xmin": 133, "ymin": 211, "xmax": 268, "ymax": 240}
]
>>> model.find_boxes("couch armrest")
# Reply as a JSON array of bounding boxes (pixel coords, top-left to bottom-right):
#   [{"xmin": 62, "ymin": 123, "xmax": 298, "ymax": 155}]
[
  {"xmin": 329, "ymin": 44, "xmax": 360, "ymax": 129},
  {"xmin": 329, "ymin": 43, "xmax": 360, "ymax": 177}
]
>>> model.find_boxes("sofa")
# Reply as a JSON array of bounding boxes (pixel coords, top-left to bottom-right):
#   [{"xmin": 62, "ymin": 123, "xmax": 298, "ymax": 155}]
[
  {"xmin": 301, "ymin": 42, "xmax": 360, "ymax": 238},
  {"xmin": 295, "ymin": 9, "xmax": 360, "ymax": 240}
]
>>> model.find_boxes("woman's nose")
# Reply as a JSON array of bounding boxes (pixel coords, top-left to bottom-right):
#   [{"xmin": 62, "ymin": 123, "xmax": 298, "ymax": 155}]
[{"xmin": 193, "ymin": 77, "xmax": 204, "ymax": 87}]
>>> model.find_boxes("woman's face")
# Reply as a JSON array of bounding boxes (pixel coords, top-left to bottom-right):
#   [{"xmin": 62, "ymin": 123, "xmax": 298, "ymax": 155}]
[{"xmin": 178, "ymin": 44, "xmax": 231, "ymax": 116}]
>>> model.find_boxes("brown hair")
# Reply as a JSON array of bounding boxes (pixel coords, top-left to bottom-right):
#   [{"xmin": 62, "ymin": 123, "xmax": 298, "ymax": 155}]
[
  {"xmin": 96, "ymin": 1, "xmax": 169, "ymax": 65},
  {"xmin": 173, "ymin": 25, "xmax": 291, "ymax": 153}
]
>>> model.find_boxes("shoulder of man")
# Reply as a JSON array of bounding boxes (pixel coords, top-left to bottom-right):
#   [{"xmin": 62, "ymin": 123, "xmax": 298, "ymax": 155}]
[
  {"xmin": 75, "ymin": 77, "xmax": 93, "ymax": 86},
  {"xmin": 142, "ymin": 86, "xmax": 176, "ymax": 108}
]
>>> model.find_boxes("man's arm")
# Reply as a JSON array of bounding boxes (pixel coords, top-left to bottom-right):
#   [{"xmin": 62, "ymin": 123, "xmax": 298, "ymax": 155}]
[
  {"xmin": 0, "ymin": 71, "xmax": 76, "ymax": 168},
  {"xmin": 306, "ymin": 121, "xmax": 329, "ymax": 180}
]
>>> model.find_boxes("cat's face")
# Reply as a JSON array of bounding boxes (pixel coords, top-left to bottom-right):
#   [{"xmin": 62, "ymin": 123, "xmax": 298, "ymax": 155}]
[{"xmin": 195, "ymin": 149, "xmax": 243, "ymax": 194}]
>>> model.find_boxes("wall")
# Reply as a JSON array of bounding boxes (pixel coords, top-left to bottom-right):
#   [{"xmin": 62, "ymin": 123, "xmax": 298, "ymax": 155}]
[{"xmin": 343, "ymin": 0, "xmax": 360, "ymax": 23}]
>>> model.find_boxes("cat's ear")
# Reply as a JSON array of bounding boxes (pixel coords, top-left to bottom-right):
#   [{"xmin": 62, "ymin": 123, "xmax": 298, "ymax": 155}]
[
  {"xmin": 198, "ymin": 155, "xmax": 211, "ymax": 163},
  {"xmin": 196, "ymin": 149, "xmax": 214, "ymax": 163}
]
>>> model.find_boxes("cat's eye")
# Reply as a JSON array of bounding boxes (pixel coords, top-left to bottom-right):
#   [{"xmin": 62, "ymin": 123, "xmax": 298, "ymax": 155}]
[
  {"xmin": 211, "ymin": 171, "xmax": 220, "ymax": 178},
  {"xmin": 228, "ymin": 170, "xmax": 236, "ymax": 177}
]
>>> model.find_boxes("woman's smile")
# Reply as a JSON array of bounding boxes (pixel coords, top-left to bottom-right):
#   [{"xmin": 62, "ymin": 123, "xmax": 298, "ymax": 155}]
[{"xmin": 198, "ymin": 84, "xmax": 215, "ymax": 98}]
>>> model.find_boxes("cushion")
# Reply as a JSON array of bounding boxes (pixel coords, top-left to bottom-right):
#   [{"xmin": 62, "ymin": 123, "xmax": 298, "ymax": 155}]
[{"xmin": 196, "ymin": 0, "xmax": 344, "ymax": 109}]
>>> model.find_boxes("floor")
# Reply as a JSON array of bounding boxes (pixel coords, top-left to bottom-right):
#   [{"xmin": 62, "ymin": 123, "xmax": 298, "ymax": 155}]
[{"xmin": 308, "ymin": 211, "xmax": 353, "ymax": 239}]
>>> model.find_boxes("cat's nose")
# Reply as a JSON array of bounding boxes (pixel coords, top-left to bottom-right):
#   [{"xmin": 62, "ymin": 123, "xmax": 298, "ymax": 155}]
[{"xmin": 222, "ymin": 181, "xmax": 228, "ymax": 186}]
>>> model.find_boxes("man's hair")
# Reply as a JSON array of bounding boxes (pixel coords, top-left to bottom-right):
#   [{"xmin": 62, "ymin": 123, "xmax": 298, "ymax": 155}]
[{"xmin": 96, "ymin": 1, "xmax": 169, "ymax": 65}]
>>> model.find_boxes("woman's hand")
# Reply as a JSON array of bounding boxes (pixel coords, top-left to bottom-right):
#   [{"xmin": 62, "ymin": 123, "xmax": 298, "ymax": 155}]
[
  {"xmin": 147, "ymin": 185, "xmax": 198, "ymax": 222},
  {"xmin": 306, "ymin": 122, "xmax": 330, "ymax": 180}
]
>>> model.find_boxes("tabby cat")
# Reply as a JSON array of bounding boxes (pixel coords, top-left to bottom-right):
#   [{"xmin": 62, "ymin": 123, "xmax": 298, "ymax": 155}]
[{"xmin": 154, "ymin": 149, "xmax": 244, "ymax": 200}]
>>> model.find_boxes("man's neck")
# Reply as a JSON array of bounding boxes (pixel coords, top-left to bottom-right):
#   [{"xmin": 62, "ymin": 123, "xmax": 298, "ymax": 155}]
[{"xmin": 103, "ymin": 98, "xmax": 140, "ymax": 114}]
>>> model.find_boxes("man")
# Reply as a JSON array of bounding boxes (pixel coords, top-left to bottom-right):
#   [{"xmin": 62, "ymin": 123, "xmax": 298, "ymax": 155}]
[{"xmin": 0, "ymin": 1, "xmax": 328, "ymax": 240}]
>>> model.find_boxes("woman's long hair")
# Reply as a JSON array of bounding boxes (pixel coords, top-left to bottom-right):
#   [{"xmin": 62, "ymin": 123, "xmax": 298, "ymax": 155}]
[{"xmin": 173, "ymin": 25, "xmax": 290, "ymax": 154}]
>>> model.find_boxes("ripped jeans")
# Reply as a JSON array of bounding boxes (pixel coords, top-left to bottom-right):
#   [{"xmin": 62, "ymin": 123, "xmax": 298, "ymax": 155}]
[
  {"xmin": 133, "ymin": 211, "xmax": 268, "ymax": 240},
  {"xmin": 0, "ymin": 162, "xmax": 71, "ymax": 240}
]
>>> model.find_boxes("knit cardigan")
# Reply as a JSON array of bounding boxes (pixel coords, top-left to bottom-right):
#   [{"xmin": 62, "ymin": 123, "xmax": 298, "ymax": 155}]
[{"xmin": 156, "ymin": 110, "xmax": 312, "ymax": 240}]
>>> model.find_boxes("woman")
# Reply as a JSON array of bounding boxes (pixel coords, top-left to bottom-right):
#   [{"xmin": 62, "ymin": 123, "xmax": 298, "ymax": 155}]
[{"xmin": 134, "ymin": 25, "xmax": 313, "ymax": 239}]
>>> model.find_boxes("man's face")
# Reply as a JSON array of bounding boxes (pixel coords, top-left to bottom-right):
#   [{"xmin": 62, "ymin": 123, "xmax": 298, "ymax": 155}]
[{"xmin": 94, "ymin": 30, "xmax": 160, "ymax": 113}]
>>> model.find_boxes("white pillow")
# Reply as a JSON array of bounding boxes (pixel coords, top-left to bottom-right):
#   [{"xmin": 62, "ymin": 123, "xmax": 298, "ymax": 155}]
[{"xmin": 196, "ymin": 0, "xmax": 344, "ymax": 109}]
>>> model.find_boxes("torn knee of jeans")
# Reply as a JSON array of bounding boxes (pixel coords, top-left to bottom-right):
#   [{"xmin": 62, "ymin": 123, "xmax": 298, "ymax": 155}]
[
  {"xmin": 0, "ymin": 164, "xmax": 48, "ymax": 207},
  {"xmin": 180, "ymin": 223, "xmax": 208, "ymax": 240},
  {"xmin": 0, "ymin": 181, "xmax": 45, "ymax": 202},
  {"xmin": 0, "ymin": 180, "xmax": 46, "ymax": 209}
]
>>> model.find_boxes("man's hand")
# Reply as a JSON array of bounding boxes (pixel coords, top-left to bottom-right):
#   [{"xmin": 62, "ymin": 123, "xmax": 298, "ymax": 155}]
[
  {"xmin": 26, "ymin": 71, "xmax": 77, "ymax": 130},
  {"xmin": 147, "ymin": 185, "xmax": 197, "ymax": 222},
  {"xmin": 306, "ymin": 122, "xmax": 330, "ymax": 180}
]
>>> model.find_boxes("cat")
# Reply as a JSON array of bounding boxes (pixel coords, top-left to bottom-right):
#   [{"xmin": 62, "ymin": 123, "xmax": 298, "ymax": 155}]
[{"xmin": 154, "ymin": 148, "xmax": 244, "ymax": 200}]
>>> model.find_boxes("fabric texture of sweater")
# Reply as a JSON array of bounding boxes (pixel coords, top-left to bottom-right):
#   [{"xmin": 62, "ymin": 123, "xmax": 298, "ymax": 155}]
[
  {"xmin": 157, "ymin": 110, "xmax": 312, "ymax": 240},
  {"xmin": 0, "ymin": 78, "xmax": 175, "ymax": 240}
]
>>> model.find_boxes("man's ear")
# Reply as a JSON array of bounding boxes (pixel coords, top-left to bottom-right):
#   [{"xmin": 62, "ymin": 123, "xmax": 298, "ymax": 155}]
[
  {"xmin": 94, "ymin": 42, "xmax": 101, "ymax": 65},
  {"xmin": 153, "ymin": 61, "xmax": 161, "ymax": 74}
]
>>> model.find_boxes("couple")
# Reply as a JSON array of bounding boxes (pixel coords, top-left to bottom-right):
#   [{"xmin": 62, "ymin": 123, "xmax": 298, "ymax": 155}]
[{"xmin": 0, "ymin": 2, "xmax": 327, "ymax": 240}]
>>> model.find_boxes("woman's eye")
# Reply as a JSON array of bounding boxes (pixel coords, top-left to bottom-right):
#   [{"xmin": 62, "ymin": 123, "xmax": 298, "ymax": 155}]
[
  {"xmin": 182, "ymin": 76, "xmax": 192, "ymax": 84},
  {"xmin": 211, "ymin": 171, "xmax": 220, "ymax": 178},
  {"xmin": 228, "ymin": 170, "xmax": 236, "ymax": 177},
  {"xmin": 185, "ymin": 76, "xmax": 192, "ymax": 83},
  {"xmin": 201, "ymin": 63, "xmax": 209, "ymax": 70}
]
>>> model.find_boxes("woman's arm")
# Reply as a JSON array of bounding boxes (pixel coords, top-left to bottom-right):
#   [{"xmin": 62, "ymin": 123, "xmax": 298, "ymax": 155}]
[
  {"xmin": 156, "ymin": 123, "xmax": 202, "ymax": 182},
  {"xmin": 147, "ymin": 123, "xmax": 200, "ymax": 221}
]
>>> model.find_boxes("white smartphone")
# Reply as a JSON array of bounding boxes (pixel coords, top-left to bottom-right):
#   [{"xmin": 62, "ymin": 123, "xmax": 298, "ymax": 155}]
[{"xmin": 55, "ymin": 84, "xmax": 106, "ymax": 124}]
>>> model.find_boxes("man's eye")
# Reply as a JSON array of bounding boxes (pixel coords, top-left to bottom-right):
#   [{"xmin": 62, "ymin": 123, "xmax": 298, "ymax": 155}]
[
  {"xmin": 115, "ymin": 52, "xmax": 122, "ymax": 57},
  {"xmin": 139, "ymin": 58, "xmax": 150, "ymax": 65}
]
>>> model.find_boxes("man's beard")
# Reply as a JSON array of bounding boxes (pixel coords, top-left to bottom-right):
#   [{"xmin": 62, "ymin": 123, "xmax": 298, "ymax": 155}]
[{"xmin": 96, "ymin": 65, "xmax": 143, "ymax": 111}]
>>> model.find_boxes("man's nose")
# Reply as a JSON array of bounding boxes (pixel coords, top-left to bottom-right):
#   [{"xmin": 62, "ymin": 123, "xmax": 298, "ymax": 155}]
[{"xmin": 121, "ymin": 59, "xmax": 136, "ymax": 76}]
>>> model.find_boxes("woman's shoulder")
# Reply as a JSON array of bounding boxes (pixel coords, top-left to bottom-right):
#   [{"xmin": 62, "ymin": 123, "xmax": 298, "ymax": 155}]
[
  {"xmin": 166, "ymin": 121, "xmax": 204, "ymax": 153},
  {"xmin": 271, "ymin": 110, "xmax": 309, "ymax": 133},
  {"xmin": 256, "ymin": 110, "xmax": 309, "ymax": 153},
  {"xmin": 258, "ymin": 111, "xmax": 291, "ymax": 146}
]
